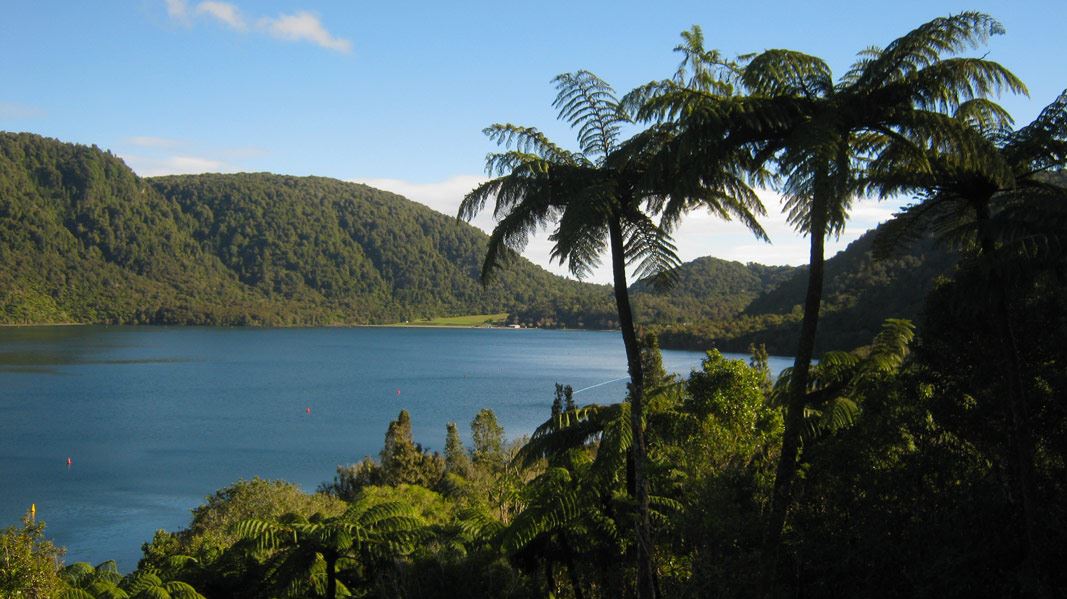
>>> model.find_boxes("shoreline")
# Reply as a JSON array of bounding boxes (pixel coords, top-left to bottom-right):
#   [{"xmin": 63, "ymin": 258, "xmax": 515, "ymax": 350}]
[{"xmin": 0, "ymin": 322, "xmax": 88, "ymax": 327}]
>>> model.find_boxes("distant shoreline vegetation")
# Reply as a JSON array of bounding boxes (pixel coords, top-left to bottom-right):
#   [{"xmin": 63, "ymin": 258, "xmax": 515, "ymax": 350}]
[{"xmin": 0, "ymin": 132, "xmax": 959, "ymax": 355}]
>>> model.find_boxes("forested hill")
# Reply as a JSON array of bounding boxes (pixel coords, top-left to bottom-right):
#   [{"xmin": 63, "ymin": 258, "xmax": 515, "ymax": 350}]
[
  {"xmin": 0, "ymin": 131, "xmax": 956, "ymax": 349},
  {"xmin": 652, "ymin": 223, "xmax": 960, "ymax": 353},
  {"xmin": 630, "ymin": 256, "xmax": 797, "ymax": 322},
  {"xmin": 0, "ymin": 132, "xmax": 612, "ymax": 325}
]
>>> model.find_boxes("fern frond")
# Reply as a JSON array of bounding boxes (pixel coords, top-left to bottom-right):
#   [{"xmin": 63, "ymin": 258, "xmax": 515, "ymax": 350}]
[{"xmin": 553, "ymin": 71, "xmax": 629, "ymax": 160}]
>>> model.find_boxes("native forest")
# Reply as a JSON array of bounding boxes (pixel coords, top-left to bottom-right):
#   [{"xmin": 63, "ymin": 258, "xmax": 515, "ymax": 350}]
[{"xmin": 2, "ymin": 12, "xmax": 1065, "ymax": 599}]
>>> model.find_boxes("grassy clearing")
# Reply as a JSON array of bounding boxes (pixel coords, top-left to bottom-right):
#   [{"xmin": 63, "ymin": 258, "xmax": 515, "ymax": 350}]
[{"xmin": 403, "ymin": 313, "xmax": 509, "ymax": 327}]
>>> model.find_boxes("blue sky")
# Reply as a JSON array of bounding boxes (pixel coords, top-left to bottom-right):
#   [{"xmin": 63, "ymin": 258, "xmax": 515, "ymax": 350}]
[{"xmin": 1, "ymin": 1, "xmax": 1063, "ymax": 282}]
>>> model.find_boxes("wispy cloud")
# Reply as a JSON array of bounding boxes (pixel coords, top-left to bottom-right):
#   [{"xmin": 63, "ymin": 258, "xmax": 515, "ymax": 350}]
[
  {"xmin": 0, "ymin": 102, "xmax": 46, "ymax": 119},
  {"xmin": 259, "ymin": 11, "xmax": 351, "ymax": 53},
  {"xmin": 165, "ymin": 0, "xmax": 189, "ymax": 22},
  {"xmin": 196, "ymin": 1, "xmax": 246, "ymax": 31},
  {"xmin": 162, "ymin": 1, "xmax": 351, "ymax": 54},
  {"xmin": 353, "ymin": 178, "xmax": 909, "ymax": 283},
  {"xmin": 354, "ymin": 175, "xmax": 587, "ymax": 281},
  {"xmin": 353, "ymin": 175, "xmax": 485, "ymax": 219},
  {"xmin": 121, "ymin": 153, "xmax": 233, "ymax": 177},
  {"xmin": 125, "ymin": 135, "xmax": 182, "ymax": 149},
  {"xmin": 669, "ymin": 189, "xmax": 907, "ymax": 269}
]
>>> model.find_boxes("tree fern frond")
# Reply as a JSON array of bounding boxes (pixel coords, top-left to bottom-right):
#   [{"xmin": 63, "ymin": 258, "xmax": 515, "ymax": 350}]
[
  {"xmin": 622, "ymin": 212, "xmax": 681, "ymax": 290},
  {"xmin": 902, "ymin": 58, "xmax": 1027, "ymax": 114},
  {"xmin": 855, "ymin": 12, "xmax": 1008, "ymax": 88},
  {"xmin": 553, "ymin": 71, "xmax": 628, "ymax": 160},
  {"xmin": 483, "ymin": 124, "xmax": 578, "ymax": 165},
  {"xmin": 742, "ymin": 49, "xmax": 833, "ymax": 99}
]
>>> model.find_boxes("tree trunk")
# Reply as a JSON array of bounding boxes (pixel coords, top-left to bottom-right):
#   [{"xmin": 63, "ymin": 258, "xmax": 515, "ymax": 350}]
[
  {"xmin": 607, "ymin": 215, "xmax": 656, "ymax": 599},
  {"xmin": 325, "ymin": 552, "xmax": 338, "ymax": 599},
  {"xmin": 561, "ymin": 534, "xmax": 586, "ymax": 599},
  {"xmin": 975, "ymin": 203, "xmax": 1046, "ymax": 596},
  {"xmin": 761, "ymin": 199, "xmax": 827, "ymax": 597},
  {"xmin": 544, "ymin": 558, "xmax": 557, "ymax": 597}
]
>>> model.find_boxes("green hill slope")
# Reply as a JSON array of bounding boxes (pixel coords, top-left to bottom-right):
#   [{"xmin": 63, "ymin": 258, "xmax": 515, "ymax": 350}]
[
  {"xmin": 652, "ymin": 224, "xmax": 959, "ymax": 353},
  {"xmin": 630, "ymin": 256, "xmax": 797, "ymax": 323},
  {"xmin": 0, "ymin": 132, "xmax": 612, "ymax": 325},
  {"xmin": 0, "ymin": 131, "xmax": 959, "ymax": 349}
]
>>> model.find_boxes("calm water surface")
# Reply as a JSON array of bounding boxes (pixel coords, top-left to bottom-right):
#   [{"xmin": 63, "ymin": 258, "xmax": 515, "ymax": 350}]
[{"xmin": 0, "ymin": 326, "xmax": 792, "ymax": 569}]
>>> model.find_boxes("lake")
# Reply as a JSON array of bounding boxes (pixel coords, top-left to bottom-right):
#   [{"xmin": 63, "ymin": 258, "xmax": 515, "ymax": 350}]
[{"xmin": 0, "ymin": 326, "xmax": 793, "ymax": 569}]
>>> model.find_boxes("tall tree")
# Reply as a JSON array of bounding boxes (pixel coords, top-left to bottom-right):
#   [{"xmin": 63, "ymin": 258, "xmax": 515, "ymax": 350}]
[
  {"xmin": 460, "ymin": 70, "xmax": 687, "ymax": 598},
  {"xmin": 648, "ymin": 13, "xmax": 1025, "ymax": 591},
  {"xmin": 870, "ymin": 89, "xmax": 1066, "ymax": 593}
]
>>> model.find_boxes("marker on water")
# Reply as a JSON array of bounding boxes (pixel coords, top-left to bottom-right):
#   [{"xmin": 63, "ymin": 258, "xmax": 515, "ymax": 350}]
[
  {"xmin": 396, "ymin": 388, "xmax": 401, "ymax": 396},
  {"xmin": 66, "ymin": 457, "xmax": 72, "ymax": 466},
  {"xmin": 306, "ymin": 406, "xmax": 312, "ymax": 415}
]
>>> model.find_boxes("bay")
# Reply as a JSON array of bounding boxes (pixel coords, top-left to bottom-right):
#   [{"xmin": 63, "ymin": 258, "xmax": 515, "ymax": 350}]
[{"xmin": 0, "ymin": 325, "xmax": 793, "ymax": 569}]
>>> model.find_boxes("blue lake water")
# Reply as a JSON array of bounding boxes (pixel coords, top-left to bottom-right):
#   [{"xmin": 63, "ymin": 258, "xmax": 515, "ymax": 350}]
[{"xmin": 0, "ymin": 326, "xmax": 793, "ymax": 569}]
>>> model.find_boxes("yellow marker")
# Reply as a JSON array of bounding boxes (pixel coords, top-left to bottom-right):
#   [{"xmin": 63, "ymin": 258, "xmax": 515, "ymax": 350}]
[{"xmin": 30, "ymin": 503, "xmax": 36, "ymax": 522}]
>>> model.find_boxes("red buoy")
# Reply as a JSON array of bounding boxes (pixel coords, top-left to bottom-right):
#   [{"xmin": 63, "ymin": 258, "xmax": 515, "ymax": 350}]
[
  {"xmin": 306, "ymin": 406, "xmax": 311, "ymax": 415},
  {"xmin": 396, "ymin": 388, "xmax": 401, "ymax": 396},
  {"xmin": 66, "ymin": 457, "xmax": 72, "ymax": 466}
]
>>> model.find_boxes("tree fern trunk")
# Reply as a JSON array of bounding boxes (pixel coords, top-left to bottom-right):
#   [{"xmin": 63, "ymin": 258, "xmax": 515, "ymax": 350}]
[
  {"xmin": 762, "ymin": 202, "xmax": 826, "ymax": 597},
  {"xmin": 608, "ymin": 215, "xmax": 655, "ymax": 599},
  {"xmin": 975, "ymin": 203, "xmax": 1046, "ymax": 596},
  {"xmin": 326, "ymin": 552, "xmax": 338, "ymax": 599},
  {"xmin": 560, "ymin": 534, "xmax": 586, "ymax": 599}
]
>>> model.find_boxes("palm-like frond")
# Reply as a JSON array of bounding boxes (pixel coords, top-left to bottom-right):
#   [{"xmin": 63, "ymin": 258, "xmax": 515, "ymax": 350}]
[
  {"xmin": 514, "ymin": 404, "xmax": 622, "ymax": 470},
  {"xmin": 58, "ymin": 585, "xmax": 97, "ymax": 593},
  {"xmin": 547, "ymin": 179, "xmax": 614, "ymax": 279},
  {"xmin": 852, "ymin": 12, "xmax": 1007, "ymax": 89},
  {"xmin": 483, "ymin": 124, "xmax": 579, "ymax": 167},
  {"xmin": 771, "ymin": 319, "xmax": 914, "ymax": 442},
  {"xmin": 1004, "ymin": 89, "xmax": 1067, "ymax": 173},
  {"xmin": 234, "ymin": 503, "xmax": 424, "ymax": 598},
  {"xmin": 552, "ymin": 71, "xmax": 628, "ymax": 161},
  {"xmin": 622, "ymin": 211, "xmax": 681, "ymax": 289},
  {"xmin": 743, "ymin": 49, "xmax": 832, "ymax": 99}
]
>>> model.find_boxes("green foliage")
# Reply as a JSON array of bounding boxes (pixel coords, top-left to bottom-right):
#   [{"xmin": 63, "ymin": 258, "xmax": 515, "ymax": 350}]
[
  {"xmin": 641, "ymin": 222, "xmax": 958, "ymax": 355},
  {"xmin": 59, "ymin": 561, "xmax": 206, "ymax": 599},
  {"xmin": 0, "ymin": 512, "xmax": 65, "ymax": 598},
  {"xmin": 1, "ymin": 132, "xmax": 968, "ymax": 354},
  {"xmin": 152, "ymin": 478, "xmax": 345, "ymax": 564},
  {"xmin": 444, "ymin": 421, "xmax": 472, "ymax": 478},
  {"xmin": 0, "ymin": 132, "xmax": 618, "ymax": 326},
  {"xmin": 470, "ymin": 409, "xmax": 505, "ymax": 472},
  {"xmin": 3, "ymin": 13, "xmax": 1065, "ymax": 599},
  {"xmin": 323, "ymin": 411, "xmax": 446, "ymax": 501},
  {"xmin": 234, "ymin": 495, "xmax": 425, "ymax": 598},
  {"xmin": 380, "ymin": 410, "xmax": 446, "ymax": 488}
]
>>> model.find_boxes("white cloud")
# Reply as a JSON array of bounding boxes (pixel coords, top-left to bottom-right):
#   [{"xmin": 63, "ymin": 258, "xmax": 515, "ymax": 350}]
[
  {"xmin": 259, "ymin": 11, "xmax": 352, "ymax": 53},
  {"xmin": 165, "ymin": 0, "xmax": 189, "ymax": 22},
  {"xmin": 352, "ymin": 178, "xmax": 909, "ymax": 284},
  {"xmin": 162, "ymin": 1, "xmax": 350, "ymax": 53},
  {"xmin": 125, "ymin": 135, "xmax": 182, "ymax": 149},
  {"xmin": 121, "ymin": 154, "xmax": 232, "ymax": 177},
  {"xmin": 196, "ymin": 1, "xmax": 246, "ymax": 31},
  {"xmin": 0, "ymin": 102, "xmax": 46, "ymax": 119},
  {"xmin": 354, "ymin": 175, "xmax": 485, "ymax": 218},
  {"xmin": 669, "ymin": 189, "xmax": 908, "ymax": 269},
  {"xmin": 353, "ymin": 175, "xmax": 576, "ymax": 280}
]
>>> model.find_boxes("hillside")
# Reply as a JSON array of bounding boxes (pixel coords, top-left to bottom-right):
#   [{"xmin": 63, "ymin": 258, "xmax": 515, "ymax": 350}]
[
  {"xmin": 631, "ymin": 257, "xmax": 797, "ymax": 323},
  {"xmin": 652, "ymin": 224, "xmax": 960, "ymax": 354},
  {"xmin": 0, "ymin": 132, "xmax": 613, "ymax": 325},
  {"xmin": 0, "ymin": 132, "xmax": 959, "ymax": 351}
]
